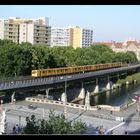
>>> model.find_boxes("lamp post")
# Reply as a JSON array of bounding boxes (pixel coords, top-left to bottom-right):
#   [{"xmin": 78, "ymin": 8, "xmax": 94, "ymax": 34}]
[
  {"xmin": 19, "ymin": 115, "xmax": 21, "ymax": 131},
  {"xmin": 0, "ymin": 100, "xmax": 3, "ymax": 111},
  {"xmin": 64, "ymin": 76, "xmax": 67, "ymax": 118},
  {"xmin": 43, "ymin": 108, "xmax": 45, "ymax": 118},
  {"xmin": 13, "ymin": 99, "xmax": 16, "ymax": 110}
]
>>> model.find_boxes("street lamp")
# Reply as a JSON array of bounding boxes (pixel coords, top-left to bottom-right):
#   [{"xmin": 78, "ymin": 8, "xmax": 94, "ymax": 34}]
[
  {"xmin": 43, "ymin": 108, "xmax": 45, "ymax": 118},
  {"xmin": 19, "ymin": 115, "xmax": 21, "ymax": 130},
  {"xmin": 0, "ymin": 100, "xmax": 3, "ymax": 111},
  {"xmin": 13, "ymin": 99, "xmax": 16, "ymax": 110},
  {"xmin": 64, "ymin": 76, "xmax": 67, "ymax": 118}
]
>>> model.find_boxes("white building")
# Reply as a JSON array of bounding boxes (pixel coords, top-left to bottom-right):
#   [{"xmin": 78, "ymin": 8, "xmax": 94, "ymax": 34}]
[
  {"xmin": 81, "ymin": 28, "xmax": 93, "ymax": 48},
  {"xmin": 51, "ymin": 26, "xmax": 93, "ymax": 48},
  {"xmin": 51, "ymin": 28, "xmax": 70, "ymax": 47}
]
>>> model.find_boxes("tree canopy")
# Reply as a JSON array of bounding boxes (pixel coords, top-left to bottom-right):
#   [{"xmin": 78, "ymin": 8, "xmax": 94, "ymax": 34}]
[
  {"xmin": 0, "ymin": 39, "xmax": 138, "ymax": 78},
  {"xmin": 22, "ymin": 110, "xmax": 88, "ymax": 134}
]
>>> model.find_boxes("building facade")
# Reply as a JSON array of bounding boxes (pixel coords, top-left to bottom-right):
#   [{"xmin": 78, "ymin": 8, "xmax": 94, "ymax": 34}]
[
  {"xmin": 93, "ymin": 39, "xmax": 140, "ymax": 61},
  {"xmin": 81, "ymin": 28, "xmax": 93, "ymax": 48},
  {"xmin": 70, "ymin": 26, "xmax": 81, "ymax": 49},
  {"xmin": 51, "ymin": 26, "xmax": 93, "ymax": 49},
  {"xmin": 70, "ymin": 26, "xmax": 93, "ymax": 49},
  {"xmin": 51, "ymin": 28, "xmax": 70, "ymax": 47},
  {"xmin": 0, "ymin": 17, "xmax": 51, "ymax": 45}
]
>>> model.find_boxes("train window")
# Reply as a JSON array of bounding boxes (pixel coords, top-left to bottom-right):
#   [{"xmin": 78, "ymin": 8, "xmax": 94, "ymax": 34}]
[{"xmin": 32, "ymin": 71, "xmax": 36, "ymax": 74}]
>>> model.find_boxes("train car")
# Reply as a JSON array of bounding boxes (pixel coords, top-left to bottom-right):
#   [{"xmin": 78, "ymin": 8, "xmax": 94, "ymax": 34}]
[{"xmin": 31, "ymin": 62, "xmax": 122, "ymax": 77}]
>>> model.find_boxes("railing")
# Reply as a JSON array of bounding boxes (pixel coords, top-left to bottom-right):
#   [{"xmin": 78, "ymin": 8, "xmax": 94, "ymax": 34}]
[{"xmin": 0, "ymin": 63, "xmax": 140, "ymax": 91}]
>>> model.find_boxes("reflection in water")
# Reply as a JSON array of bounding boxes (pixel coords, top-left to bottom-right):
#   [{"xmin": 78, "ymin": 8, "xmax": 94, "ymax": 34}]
[
  {"xmin": 77, "ymin": 84, "xmax": 139, "ymax": 106},
  {"xmin": 94, "ymin": 94, "xmax": 99, "ymax": 105}
]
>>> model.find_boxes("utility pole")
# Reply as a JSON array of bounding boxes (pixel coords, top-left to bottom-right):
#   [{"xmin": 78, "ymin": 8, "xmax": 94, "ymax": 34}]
[
  {"xmin": 64, "ymin": 76, "xmax": 67, "ymax": 118},
  {"xmin": 13, "ymin": 99, "xmax": 16, "ymax": 110},
  {"xmin": 43, "ymin": 108, "xmax": 45, "ymax": 118}
]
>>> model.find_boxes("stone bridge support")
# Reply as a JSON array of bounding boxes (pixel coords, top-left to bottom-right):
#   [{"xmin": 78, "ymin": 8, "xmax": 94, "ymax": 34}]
[
  {"xmin": 85, "ymin": 90, "xmax": 90, "ymax": 110},
  {"xmin": 45, "ymin": 88, "xmax": 50, "ymax": 98},
  {"xmin": 11, "ymin": 91, "xmax": 15, "ymax": 104},
  {"xmin": 93, "ymin": 78, "xmax": 99, "ymax": 93},
  {"xmin": 61, "ymin": 92, "xmax": 67, "ymax": 103},
  {"xmin": 78, "ymin": 82, "xmax": 85, "ymax": 99},
  {"xmin": 106, "ymin": 76, "xmax": 113, "ymax": 90}
]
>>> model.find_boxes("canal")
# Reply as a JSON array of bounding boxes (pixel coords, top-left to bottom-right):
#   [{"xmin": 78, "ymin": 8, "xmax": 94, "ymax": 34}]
[{"xmin": 89, "ymin": 84, "xmax": 140, "ymax": 106}]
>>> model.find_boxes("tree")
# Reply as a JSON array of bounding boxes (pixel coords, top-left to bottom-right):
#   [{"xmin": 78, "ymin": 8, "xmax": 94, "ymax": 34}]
[
  {"xmin": 22, "ymin": 110, "xmax": 88, "ymax": 134},
  {"xmin": 23, "ymin": 115, "xmax": 39, "ymax": 134}
]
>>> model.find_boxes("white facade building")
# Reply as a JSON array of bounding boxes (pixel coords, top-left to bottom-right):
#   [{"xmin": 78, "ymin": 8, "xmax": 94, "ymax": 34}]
[
  {"xmin": 51, "ymin": 26, "xmax": 93, "ymax": 48},
  {"xmin": 0, "ymin": 20, "xmax": 4, "ymax": 40},
  {"xmin": 81, "ymin": 29, "xmax": 93, "ymax": 48},
  {"xmin": 51, "ymin": 28, "xmax": 70, "ymax": 47}
]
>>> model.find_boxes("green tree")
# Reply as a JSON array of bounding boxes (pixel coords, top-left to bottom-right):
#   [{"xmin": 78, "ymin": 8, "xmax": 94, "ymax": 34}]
[
  {"xmin": 23, "ymin": 110, "xmax": 88, "ymax": 134},
  {"xmin": 23, "ymin": 115, "xmax": 39, "ymax": 134}
]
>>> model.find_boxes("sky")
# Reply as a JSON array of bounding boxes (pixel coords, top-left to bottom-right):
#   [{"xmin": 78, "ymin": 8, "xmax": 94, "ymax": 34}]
[{"xmin": 0, "ymin": 5, "xmax": 140, "ymax": 42}]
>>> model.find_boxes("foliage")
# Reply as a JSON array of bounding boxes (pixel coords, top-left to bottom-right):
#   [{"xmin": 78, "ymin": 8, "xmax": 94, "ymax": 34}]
[
  {"xmin": 22, "ymin": 110, "xmax": 88, "ymax": 134},
  {"xmin": 0, "ymin": 39, "xmax": 138, "ymax": 77}
]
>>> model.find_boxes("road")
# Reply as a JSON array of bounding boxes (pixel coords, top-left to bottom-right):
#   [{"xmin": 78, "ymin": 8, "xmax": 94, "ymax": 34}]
[{"xmin": 2, "ymin": 100, "xmax": 140, "ymax": 135}]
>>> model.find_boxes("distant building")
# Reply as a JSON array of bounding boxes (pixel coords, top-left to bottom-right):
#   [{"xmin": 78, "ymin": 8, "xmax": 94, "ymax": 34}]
[
  {"xmin": 50, "ymin": 26, "xmax": 93, "ymax": 49},
  {"xmin": 51, "ymin": 28, "xmax": 70, "ymax": 47},
  {"xmin": 0, "ymin": 17, "xmax": 51, "ymax": 45},
  {"xmin": 93, "ymin": 39, "xmax": 140, "ymax": 61},
  {"xmin": 70, "ymin": 26, "xmax": 93, "ymax": 49}
]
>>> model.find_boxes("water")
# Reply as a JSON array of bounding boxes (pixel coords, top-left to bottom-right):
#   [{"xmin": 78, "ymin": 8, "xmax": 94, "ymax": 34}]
[
  {"xmin": 75, "ymin": 84, "xmax": 140, "ymax": 106},
  {"xmin": 90, "ymin": 84, "xmax": 140, "ymax": 106}
]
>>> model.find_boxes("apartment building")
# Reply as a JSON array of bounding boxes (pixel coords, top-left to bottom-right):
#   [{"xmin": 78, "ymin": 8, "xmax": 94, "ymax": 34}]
[
  {"xmin": 51, "ymin": 28, "xmax": 70, "ymax": 47},
  {"xmin": 82, "ymin": 28, "xmax": 93, "ymax": 48},
  {"xmin": 0, "ymin": 17, "xmax": 51, "ymax": 45},
  {"xmin": 70, "ymin": 26, "xmax": 81, "ymax": 49},
  {"xmin": 51, "ymin": 26, "xmax": 93, "ymax": 49},
  {"xmin": 69, "ymin": 26, "xmax": 93, "ymax": 49},
  {"xmin": 0, "ymin": 17, "xmax": 20, "ymax": 43}
]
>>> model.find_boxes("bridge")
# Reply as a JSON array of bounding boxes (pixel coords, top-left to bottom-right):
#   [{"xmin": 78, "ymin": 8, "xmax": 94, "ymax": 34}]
[
  {"xmin": 0, "ymin": 63, "xmax": 140, "ymax": 91},
  {"xmin": 0, "ymin": 63, "xmax": 140, "ymax": 114}
]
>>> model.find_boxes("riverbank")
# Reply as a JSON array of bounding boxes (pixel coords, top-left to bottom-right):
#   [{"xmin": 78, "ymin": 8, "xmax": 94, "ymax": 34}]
[{"xmin": 116, "ymin": 72, "xmax": 140, "ymax": 85}]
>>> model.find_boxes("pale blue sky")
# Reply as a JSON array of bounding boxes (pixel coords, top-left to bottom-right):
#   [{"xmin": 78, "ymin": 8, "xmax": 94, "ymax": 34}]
[{"xmin": 0, "ymin": 5, "xmax": 140, "ymax": 42}]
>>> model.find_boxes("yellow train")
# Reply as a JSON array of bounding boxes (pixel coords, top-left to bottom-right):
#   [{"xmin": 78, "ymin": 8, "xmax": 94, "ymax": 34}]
[{"xmin": 31, "ymin": 62, "xmax": 122, "ymax": 77}]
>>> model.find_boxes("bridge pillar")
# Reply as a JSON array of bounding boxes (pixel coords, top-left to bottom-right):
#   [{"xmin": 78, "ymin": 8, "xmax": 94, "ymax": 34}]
[
  {"xmin": 11, "ymin": 91, "xmax": 15, "ymax": 104},
  {"xmin": 85, "ymin": 90, "xmax": 90, "ymax": 110},
  {"xmin": 106, "ymin": 76, "xmax": 113, "ymax": 90},
  {"xmin": 45, "ymin": 88, "xmax": 50, "ymax": 98},
  {"xmin": 61, "ymin": 92, "xmax": 67, "ymax": 103},
  {"xmin": 106, "ymin": 82, "xmax": 113, "ymax": 90},
  {"xmin": 78, "ymin": 82, "xmax": 85, "ymax": 99},
  {"xmin": 78, "ymin": 88, "xmax": 85, "ymax": 99},
  {"xmin": 93, "ymin": 78, "xmax": 99, "ymax": 93}
]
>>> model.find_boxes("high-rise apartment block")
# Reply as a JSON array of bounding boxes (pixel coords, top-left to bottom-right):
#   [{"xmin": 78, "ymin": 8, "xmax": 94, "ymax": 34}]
[
  {"xmin": 51, "ymin": 28, "xmax": 70, "ymax": 47},
  {"xmin": 51, "ymin": 26, "xmax": 93, "ymax": 49},
  {"xmin": 70, "ymin": 26, "xmax": 93, "ymax": 49},
  {"xmin": 0, "ymin": 17, "xmax": 51, "ymax": 45}
]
